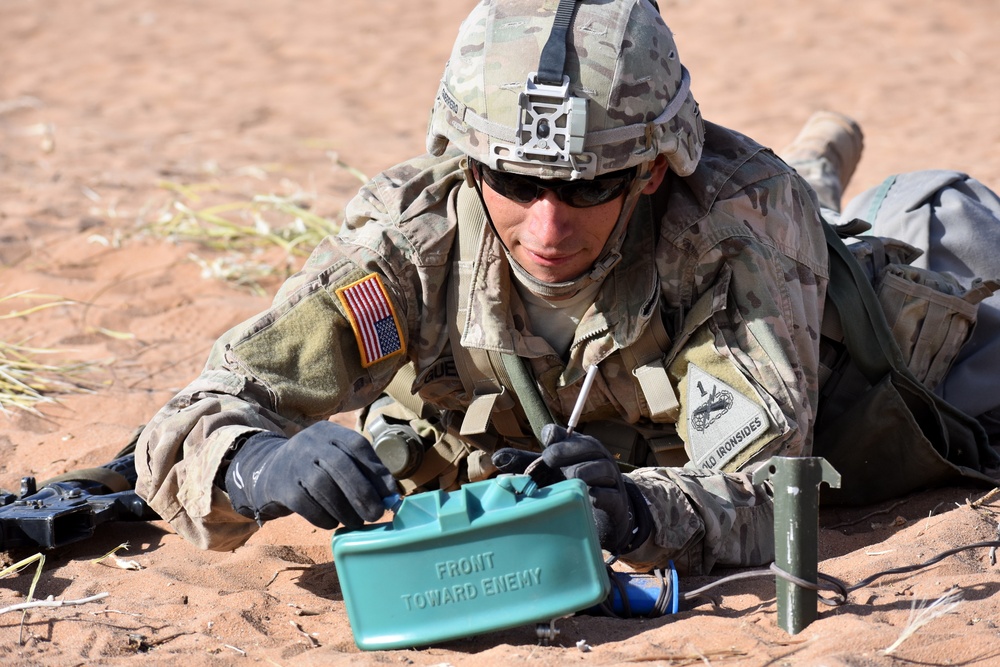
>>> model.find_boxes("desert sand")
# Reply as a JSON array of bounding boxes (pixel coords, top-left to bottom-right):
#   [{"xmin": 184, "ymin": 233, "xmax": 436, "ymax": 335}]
[{"xmin": 2, "ymin": 0, "xmax": 1000, "ymax": 665}]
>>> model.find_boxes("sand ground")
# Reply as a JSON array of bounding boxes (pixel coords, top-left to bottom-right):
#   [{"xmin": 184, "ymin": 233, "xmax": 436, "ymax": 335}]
[{"xmin": 3, "ymin": 0, "xmax": 1000, "ymax": 664}]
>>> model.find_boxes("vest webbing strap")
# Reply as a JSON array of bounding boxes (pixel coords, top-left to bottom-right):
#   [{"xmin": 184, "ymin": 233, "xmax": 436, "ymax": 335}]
[
  {"xmin": 500, "ymin": 351, "xmax": 554, "ymax": 444},
  {"xmin": 451, "ymin": 182, "xmax": 554, "ymax": 442},
  {"xmin": 384, "ymin": 360, "xmax": 425, "ymax": 419},
  {"xmin": 964, "ymin": 278, "xmax": 1000, "ymax": 305},
  {"xmin": 618, "ymin": 298, "xmax": 678, "ymax": 422},
  {"xmin": 611, "ymin": 197, "xmax": 678, "ymax": 422}
]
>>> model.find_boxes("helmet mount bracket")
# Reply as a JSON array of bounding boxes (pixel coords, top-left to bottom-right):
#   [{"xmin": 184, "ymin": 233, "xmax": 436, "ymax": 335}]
[
  {"xmin": 491, "ymin": 0, "xmax": 595, "ymax": 180},
  {"xmin": 491, "ymin": 73, "xmax": 593, "ymax": 179}
]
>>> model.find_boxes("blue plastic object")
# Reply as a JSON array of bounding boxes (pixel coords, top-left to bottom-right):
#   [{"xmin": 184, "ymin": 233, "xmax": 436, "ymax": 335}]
[
  {"xmin": 605, "ymin": 566, "xmax": 680, "ymax": 616},
  {"xmin": 331, "ymin": 475, "xmax": 610, "ymax": 650}
]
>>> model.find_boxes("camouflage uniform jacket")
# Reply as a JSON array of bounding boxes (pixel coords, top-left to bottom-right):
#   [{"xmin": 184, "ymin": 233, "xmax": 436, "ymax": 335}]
[{"xmin": 136, "ymin": 121, "xmax": 829, "ymax": 574}]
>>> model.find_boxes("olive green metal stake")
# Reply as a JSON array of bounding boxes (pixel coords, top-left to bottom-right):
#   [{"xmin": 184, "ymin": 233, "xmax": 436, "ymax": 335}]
[{"xmin": 753, "ymin": 456, "xmax": 841, "ymax": 635}]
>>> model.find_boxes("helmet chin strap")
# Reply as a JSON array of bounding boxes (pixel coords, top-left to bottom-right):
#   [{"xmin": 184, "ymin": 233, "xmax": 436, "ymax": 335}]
[{"xmin": 468, "ymin": 163, "xmax": 653, "ymax": 300}]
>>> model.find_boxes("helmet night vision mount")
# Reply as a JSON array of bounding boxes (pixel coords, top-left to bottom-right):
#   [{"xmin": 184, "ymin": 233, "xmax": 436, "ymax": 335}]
[
  {"xmin": 495, "ymin": 0, "xmax": 593, "ymax": 179},
  {"xmin": 498, "ymin": 72, "xmax": 591, "ymax": 179}
]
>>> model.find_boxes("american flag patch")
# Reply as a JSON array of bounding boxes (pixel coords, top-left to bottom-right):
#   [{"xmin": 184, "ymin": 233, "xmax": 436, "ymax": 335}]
[{"xmin": 336, "ymin": 274, "xmax": 404, "ymax": 367}]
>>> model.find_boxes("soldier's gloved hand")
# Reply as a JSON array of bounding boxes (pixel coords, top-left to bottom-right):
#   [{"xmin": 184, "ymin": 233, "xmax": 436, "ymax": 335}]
[
  {"xmin": 492, "ymin": 424, "xmax": 652, "ymax": 555},
  {"xmin": 224, "ymin": 421, "xmax": 398, "ymax": 529}
]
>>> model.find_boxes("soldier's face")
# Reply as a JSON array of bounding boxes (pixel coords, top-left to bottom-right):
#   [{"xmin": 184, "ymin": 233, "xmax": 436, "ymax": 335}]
[{"xmin": 479, "ymin": 156, "xmax": 668, "ymax": 286}]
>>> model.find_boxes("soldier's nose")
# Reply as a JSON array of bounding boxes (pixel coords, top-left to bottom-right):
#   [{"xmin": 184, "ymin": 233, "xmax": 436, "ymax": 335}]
[{"xmin": 527, "ymin": 191, "xmax": 575, "ymax": 242}]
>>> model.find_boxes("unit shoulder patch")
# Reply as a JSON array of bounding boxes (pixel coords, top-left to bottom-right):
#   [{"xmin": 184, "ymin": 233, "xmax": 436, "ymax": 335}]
[
  {"xmin": 336, "ymin": 273, "xmax": 404, "ymax": 367},
  {"xmin": 686, "ymin": 363, "xmax": 769, "ymax": 469}
]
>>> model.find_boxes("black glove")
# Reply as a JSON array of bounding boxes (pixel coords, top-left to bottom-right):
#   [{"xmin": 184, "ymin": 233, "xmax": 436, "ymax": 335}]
[
  {"xmin": 224, "ymin": 421, "xmax": 397, "ymax": 530},
  {"xmin": 492, "ymin": 424, "xmax": 652, "ymax": 555}
]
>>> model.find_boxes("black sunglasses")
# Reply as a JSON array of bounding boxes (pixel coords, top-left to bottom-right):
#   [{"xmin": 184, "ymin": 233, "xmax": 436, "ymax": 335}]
[{"xmin": 472, "ymin": 160, "xmax": 637, "ymax": 208}]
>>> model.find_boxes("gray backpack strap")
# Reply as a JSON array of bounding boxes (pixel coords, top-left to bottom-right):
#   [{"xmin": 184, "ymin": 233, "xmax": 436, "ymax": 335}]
[
  {"xmin": 815, "ymin": 221, "xmax": 998, "ymax": 505},
  {"xmin": 863, "ymin": 174, "xmax": 898, "ymax": 222}
]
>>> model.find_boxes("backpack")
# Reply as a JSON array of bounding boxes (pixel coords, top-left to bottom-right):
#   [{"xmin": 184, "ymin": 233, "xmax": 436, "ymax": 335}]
[{"xmin": 814, "ymin": 171, "xmax": 1000, "ymax": 504}]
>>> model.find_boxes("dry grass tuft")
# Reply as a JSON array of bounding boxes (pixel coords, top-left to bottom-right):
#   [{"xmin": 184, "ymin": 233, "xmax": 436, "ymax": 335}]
[
  {"xmin": 142, "ymin": 182, "xmax": 351, "ymax": 293},
  {"xmin": 0, "ymin": 552, "xmax": 45, "ymax": 604},
  {"xmin": 881, "ymin": 588, "xmax": 963, "ymax": 655},
  {"xmin": 136, "ymin": 157, "xmax": 369, "ymax": 292},
  {"xmin": 153, "ymin": 190, "xmax": 338, "ymax": 256},
  {"xmin": 0, "ymin": 292, "xmax": 98, "ymax": 415}
]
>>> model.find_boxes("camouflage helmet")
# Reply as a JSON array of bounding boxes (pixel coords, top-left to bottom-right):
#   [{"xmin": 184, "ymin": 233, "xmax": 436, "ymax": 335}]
[{"xmin": 427, "ymin": 0, "xmax": 704, "ymax": 180}]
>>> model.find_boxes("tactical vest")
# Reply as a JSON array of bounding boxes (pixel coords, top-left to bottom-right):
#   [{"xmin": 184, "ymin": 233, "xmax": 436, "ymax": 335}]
[{"xmin": 374, "ymin": 183, "xmax": 684, "ymax": 489}]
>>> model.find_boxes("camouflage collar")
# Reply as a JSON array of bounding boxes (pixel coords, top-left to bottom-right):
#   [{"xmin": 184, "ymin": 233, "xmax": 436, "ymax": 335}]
[{"xmin": 457, "ymin": 187, "xmax": 660, "ymax": 363}]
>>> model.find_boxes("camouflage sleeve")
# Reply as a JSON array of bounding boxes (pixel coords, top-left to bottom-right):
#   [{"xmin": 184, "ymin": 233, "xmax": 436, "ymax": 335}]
[
  {"xmin": 665, "ymin": 168, "xmax": 829, "ymax": 471},
  {"xmin": 135, "ymin": 369, "xmax": 298, "ymax": 551},
  {"xmin": 136, "ymin": 153, "xmax": 465, "ymax": 550},
  {"xmin": 723, "ymin": 181, "xmax": 827, "ymax": 461},
  {"xmin": 623, "ymin": 466, "xmax": 773, "ymax": 576},
  {"xmin": 134, "ymin": 246, "xmax": 413, "ymax": 551},
  {"xmin": 627, "ymin": 166, "xmax": 825, "ymax": 573}
]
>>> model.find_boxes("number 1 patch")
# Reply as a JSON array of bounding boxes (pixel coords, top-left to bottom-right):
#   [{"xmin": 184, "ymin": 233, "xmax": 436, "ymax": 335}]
[
  {"xmin": 686, "ymin": 364, "xmax": 769, "ymax": 469},
  {"xmin": 336, "ymin": 273, "xmax": 404, "ymax": 367}
]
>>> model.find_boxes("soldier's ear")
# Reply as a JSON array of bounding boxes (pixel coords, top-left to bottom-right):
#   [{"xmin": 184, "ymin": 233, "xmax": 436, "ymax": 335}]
[{"xmin": 642, "ymin": 155, "xmax": 670, "ymax": 194}]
